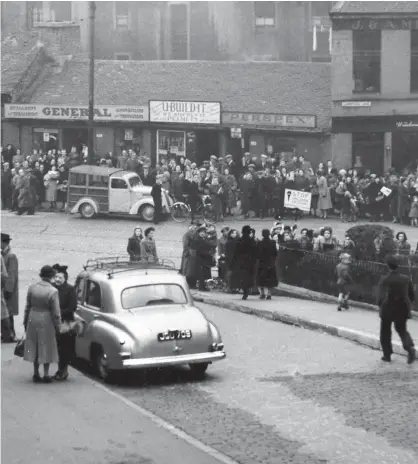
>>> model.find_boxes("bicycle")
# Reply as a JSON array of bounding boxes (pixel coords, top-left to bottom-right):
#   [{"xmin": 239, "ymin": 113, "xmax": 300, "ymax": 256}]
[{"xmin": 170, "ymin": 194, "xmax": 216, "ymax": 224}]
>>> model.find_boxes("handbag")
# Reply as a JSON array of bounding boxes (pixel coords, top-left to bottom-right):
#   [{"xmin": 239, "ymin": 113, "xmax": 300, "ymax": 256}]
[{"xmin": 14, "ymin": 338, "xmax": 25, "ymax": 358}]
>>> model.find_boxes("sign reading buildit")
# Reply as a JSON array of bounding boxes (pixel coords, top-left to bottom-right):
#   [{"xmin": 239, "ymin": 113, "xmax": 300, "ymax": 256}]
[
  {"xmin": 149, "ymin": 100, "xmax": 221, "ymax": 124},
  {"xmin": 4, "ymin": 104, "xmax": 149, "ymax": 122}
]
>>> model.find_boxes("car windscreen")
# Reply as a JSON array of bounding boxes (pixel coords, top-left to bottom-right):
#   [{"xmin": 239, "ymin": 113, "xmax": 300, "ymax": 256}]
[
  {"xmin": 121, "ymin": 284, "xmax": 187, "ymax": 309},
  {"xmin": 128, "ymin": 176, "xmax": 142, "ymax": 189}
]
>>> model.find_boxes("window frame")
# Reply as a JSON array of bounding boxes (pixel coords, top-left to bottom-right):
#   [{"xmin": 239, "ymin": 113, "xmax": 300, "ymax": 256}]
[
  {"xmin": 113, "ymin": 1, "xmax": 131, "ymax": 30},
  {"xmin": 74, "ymin": 276, "xmax": 86, "ymax": 303},
  {"xmin": 84, "ymin": 280, "xmax": 102, "ymax": 310},
  {"xmin": 114, "ymin": 52, "xmax": 132, "ymax": 61},
  {"xmin": 168, "ymin": 1, "xmax": 191, "ymax": 60},
  {"xmin": 254, "ymin": 1, "xmax": 276, "ymax": 28},
  {"xmin": 121, "ymin": 283, "xmax": 188, "ymax": 310},
  {"xmin": 352, "ymin": 30, "xmax": 382, "ymax": 94},
  {"xmin": 110, "ymin": 178, "xmax": 129, "ymax": 190},
  {"xmin": 411, "ymin": 30, "xmax": 418, "ymax": 93}
]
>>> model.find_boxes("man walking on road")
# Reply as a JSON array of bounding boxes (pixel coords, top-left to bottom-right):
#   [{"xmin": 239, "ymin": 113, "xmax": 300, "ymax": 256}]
[{"xmin": 377, "ymin": 255, "xmax": 416, "ymax": 364}]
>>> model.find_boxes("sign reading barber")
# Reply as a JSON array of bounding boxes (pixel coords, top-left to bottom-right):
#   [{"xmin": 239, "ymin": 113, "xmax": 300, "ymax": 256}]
[{"xmin": 149, "ymin": 100, "xmax": 221, "ymax": 125}]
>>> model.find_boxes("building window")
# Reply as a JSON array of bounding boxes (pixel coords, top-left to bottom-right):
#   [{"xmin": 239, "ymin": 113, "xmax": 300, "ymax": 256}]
[
  {"xmin": 254, "ymin": 1, "xmax": 276, "ymax": 27},
  {"xmin": 29, "ymin": 1, "xmax": 44, "ymax": 24},
  {"xmin": 411, "ymin": 31, "xmax": 418, "ymax": 92},
  {"xmin": 353, "ymin": 30, "xmax": 381, "ymax": 93},
  {"xmin": 114, "ymin": 1, "xmax": 130, "ymax": 29},
  {"xmin": 115, "ymin": 128, "xmax": 143, "ymax": 154},
  {"xmin": 169, "ymin": 3, "xmax": 189, "ymax": 60},
  {"xmin": 114, "ymin": 53, "xmax": 132, "ymax": 61},
  {"xmin": 49, "ymin": 1, "xmax": 72, "ymax": 22},
  {"xmin": 157, "ymin": 130, "xmax": 185, "ymax": 163}
]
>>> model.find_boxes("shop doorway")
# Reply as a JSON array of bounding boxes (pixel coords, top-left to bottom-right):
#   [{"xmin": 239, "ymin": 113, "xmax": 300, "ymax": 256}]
[
  {"xmin": 392, "ymin": 131, "xmax": 418, "ymax": 173},
  {"xmin": 63, "ymin": 128, "xmax": 88, "ymax": 153},
  {"xmin": 195, "ymin": 130, "xmax": 219, "ymax": 165},
  {"xmin": 352, "ymin": 132, "xmax": 384, "ymax": 175}
]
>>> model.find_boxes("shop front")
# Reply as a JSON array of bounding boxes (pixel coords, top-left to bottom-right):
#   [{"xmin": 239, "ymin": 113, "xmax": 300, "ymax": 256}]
[
  {"xmin": 148, "ymin": 100, "xmax": 222, "ymax": 165},
  {"xmin": 222, "ymin": 111, "xmax": 329, "ymax": 167},
  {"xmin": 3, "ymin": 103, "xmax": 150, "ymax": 158},
  {"xmin": 332, "ymin": 115, "xmax": 418, "ymax": 175}
]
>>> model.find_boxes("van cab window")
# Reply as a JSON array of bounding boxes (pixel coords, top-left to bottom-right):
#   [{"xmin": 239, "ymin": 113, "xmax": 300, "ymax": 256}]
[
  {"xmin": 85, "ymin": 280, "xmax": 102, "ymax": 309},
  {"xmin": 111, "ymin": 178, "xmax": 128, "ymax": 189}
]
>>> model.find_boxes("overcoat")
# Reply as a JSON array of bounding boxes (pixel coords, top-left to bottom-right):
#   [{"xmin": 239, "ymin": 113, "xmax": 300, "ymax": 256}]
[
  {"xmin": 180, "ymin": 228, "xmax": 196, "ymax": 275},
  {"xmin": 23, "ymin": 280, "xmax": 61, "ymax": 364},
  {"xmin": 231, "ymin": 236, "xmax": 257, "ymax": 288},
  {"xmin": 256, "ymin": 238, "xmax": 278, "ymax": 288},
  {"xmin": 140, "ymin": 238, "xmax": 158, "ymax": 263},
  {"xmin": 1, "ymin": 246, "xmax": 19, "ymax": 315},
  {"xmin": 317, "ymin": 176, "xmax": 332, "ymax": 210},
  {"xmin": 377, "ymin": 270, "xmax": 415, "ymax": 322},
  {"xmin": 185, "ymin": 236, "xmax": 214, "ymax": 282},
  {"xmin": 1, "ymin": 256, "xmax": 9, "ymax": 320}
]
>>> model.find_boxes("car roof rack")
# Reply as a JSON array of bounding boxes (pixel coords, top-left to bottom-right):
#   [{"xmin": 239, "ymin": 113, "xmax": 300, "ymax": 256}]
[{"xmin": 83, "ymin": 256, "xmax": 177, "ymax": 278}]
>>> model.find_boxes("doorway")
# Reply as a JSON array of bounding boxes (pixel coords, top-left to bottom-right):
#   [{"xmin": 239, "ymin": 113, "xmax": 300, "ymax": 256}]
[
  {"xmin": 63, "ymin": 128, "xmax": 88, "ymax": 153},
  {"xmin": 195, "ymin": 130, "xmax": 219, "ymax": 165},
  {"xmin": 352, "ymin": 132, "xmax": 384, "ymax": 175},
  {"xmin": 392, "ymin": 131, "xmax": 418, "ymax": 173}
]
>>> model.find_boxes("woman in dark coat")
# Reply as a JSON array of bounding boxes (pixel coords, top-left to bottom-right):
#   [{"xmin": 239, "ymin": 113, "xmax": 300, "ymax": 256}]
[
  {"xmin": 52, "ymin": 264, "xmax": 77, "ymax": 381},
  {"xmin": 224, "ymin": 229, "xmax": 240, "ymax": 293},
  {"xmin": 256, "ymin": 229, "xmax": 278, "ymax": 299},
  {"xmin": 186, "ymin": 226, "xmax": 214, "ymax": 291},
  {"xmin": 180, "ymin": 223, "xmax": 199, "ymax": 288},
  {"xmin": 127, "ymin": 227, "xmax": 143, "ymax": 261},
  {"xmin": 231, "ymin": 225, "xmax": 257, "ymax": 300}
]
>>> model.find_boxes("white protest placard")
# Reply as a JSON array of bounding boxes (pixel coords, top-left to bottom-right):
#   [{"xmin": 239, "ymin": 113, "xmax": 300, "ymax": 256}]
[
  {"xmin": 380, "ymin": 186, "xmax": 392, "ymax": 197},
  {"xmin": 284, "ymin": 189, "xmax": 312, "ymax": 212}
]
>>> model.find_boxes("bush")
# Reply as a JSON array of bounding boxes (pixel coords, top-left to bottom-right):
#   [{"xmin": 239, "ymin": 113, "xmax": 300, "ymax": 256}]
[{"xmin": 345, "ymin": 224, "xmax": 395, "ymax": 262}]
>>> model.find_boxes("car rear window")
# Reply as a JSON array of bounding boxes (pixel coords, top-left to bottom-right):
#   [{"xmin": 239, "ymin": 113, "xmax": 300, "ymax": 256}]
[{"xmin": 121, "ymin": 284, "xmax": 187, "ymax": 309}]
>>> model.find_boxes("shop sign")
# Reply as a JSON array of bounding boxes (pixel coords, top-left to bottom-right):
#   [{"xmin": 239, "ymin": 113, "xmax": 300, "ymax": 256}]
[
  {"xmin": 222, "ymin": 112, "xmax": 316, "ymax": 129},
  {"xmin": 43, "ymin": 132, "xmax": 50, "ymax": 142},
  {"xmin": 333, "ymin": 18, "xmax": 418, "ymax": 31},
  {"xmin": 149, "ymin": 101, "xmax": 221, "ymax": 125},
  {"xmin": 230, "ymin": 127, "xmax": 242, "ymax": 138},
  {"xmin": 4, "ymin": 104, "xmax": 149, "ymax": 122},
  {"xmin": 342, "ymin": 101, "xmax": 371, "ymax": 107},
  {"xmin": 396, "ymin": 120, "xmax": 418, "ymax": 129}
]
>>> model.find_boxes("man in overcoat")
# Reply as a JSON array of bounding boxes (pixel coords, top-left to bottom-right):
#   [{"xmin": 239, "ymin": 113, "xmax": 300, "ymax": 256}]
[
  {"xmin": 1, "ymin": 233, "xmax": 19, "ymax": 341},
  {"xmin": 377, "ymin": 255, "xmax": 416, "ymax": 364}
]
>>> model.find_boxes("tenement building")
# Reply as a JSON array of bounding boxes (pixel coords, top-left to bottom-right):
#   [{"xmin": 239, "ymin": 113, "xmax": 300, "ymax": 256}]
[
  {"xmin": 330, "ymin": 1, "xmax": 418, "ymax": 174},
  {"xmin": 1, "ymin": 2, "xmax": 332, "ymax": 167}
]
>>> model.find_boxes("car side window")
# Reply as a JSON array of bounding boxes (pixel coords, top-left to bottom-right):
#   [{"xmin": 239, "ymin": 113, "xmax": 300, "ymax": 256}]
[
  {"xmin": 111, "ymin": 178, "xmax": 128, "ymax": 189},
  {"xmin": 85, "ymin": 280, "xmax": 102, "ymax": 310},
  {"xmin": 74, "ymin": 277, "xmax": 85, "ymax": 303}
]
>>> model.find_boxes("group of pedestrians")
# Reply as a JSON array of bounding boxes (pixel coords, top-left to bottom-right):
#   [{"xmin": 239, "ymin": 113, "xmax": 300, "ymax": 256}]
[{"xmin": 1, "ymin": 232, "xmax": 77, "ymax": 382}]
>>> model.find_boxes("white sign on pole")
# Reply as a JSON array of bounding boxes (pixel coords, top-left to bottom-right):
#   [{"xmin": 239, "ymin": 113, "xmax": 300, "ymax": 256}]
[
  {"xmin": 284, "ymin": 189, "xmax": 312, "ymax": 212},
  {"xmin": 43, "ymin": 132, "xmax": 50, "ymax": 142},
  {"xmin": 149, "ymin": 100, "xmax": 221, "ymax": 124}
]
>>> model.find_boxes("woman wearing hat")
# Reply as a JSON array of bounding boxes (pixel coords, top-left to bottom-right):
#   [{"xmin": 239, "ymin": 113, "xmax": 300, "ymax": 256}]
[
  {"xmin": 231, "ymin": 226, "xmax": 257, "ymax": 300},
  {"xmin": 52, "ymin": 264, "xmax": 77, "ymax": 380},
  {"xmin": 23, "ymin": 265, "xmax": 61, "ymax": 383}
]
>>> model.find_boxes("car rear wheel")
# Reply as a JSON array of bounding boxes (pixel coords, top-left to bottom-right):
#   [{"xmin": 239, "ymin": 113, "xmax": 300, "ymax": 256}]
[
  {"xmin": 189, "ymin": 362, "xmax": 209, "ymax": 379},
  {"xmin": 79, "ymin": 202, "xmax": 96, "ymax": 219},
  {"xmin": 139, "ymin": 204, "xmax": 155, "ymax": 222},
  {"xmin": 92, "ymin": 345, "xmax": 116, "ymax": 383}
]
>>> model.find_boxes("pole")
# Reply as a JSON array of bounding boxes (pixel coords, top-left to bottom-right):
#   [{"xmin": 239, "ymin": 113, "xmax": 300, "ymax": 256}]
[{"xmin": 87, "ymin": 1, "xmax": 96, "ymax": 165}]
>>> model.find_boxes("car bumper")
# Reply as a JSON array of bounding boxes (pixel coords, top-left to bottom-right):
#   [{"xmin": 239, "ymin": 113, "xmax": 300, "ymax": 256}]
[{"xmin": 122, "ymin": 351, "xmax": 226, "ymax": 369}]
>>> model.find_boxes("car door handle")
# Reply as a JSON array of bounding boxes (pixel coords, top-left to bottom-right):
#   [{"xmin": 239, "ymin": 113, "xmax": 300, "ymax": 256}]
[{"xmin": 93, "ymin": 314, "xmax": 99, "ymax": 319}]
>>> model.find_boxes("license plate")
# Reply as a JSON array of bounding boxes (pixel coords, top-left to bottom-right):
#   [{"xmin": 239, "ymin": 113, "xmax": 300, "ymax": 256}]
[{"xmin": 157, "ymin": 329, "xmax": 192, "ymax": 342}]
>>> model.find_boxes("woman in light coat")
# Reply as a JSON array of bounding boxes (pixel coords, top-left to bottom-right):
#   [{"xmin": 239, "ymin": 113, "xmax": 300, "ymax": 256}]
[
  {"xmin": 316, "ymin": 172, "xmax": 333, "ymax": 219},
  {"xmin": 140, "ymin": 227, "xmax": 158, "ymax": 263},
  {"xmin": 44, "ymin": 166, "xmax": 59, "ymax": 209},
  {"xmin": 23, "ymin": 265, "xmax": 61, "ymax": 383}
]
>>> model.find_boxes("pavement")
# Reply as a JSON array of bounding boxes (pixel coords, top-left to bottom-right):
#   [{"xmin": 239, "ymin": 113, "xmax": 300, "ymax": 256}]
[
  {"xmin": 2, "ymin": 210, "xmax": 418, "ymax": 463},
  {"xmin": 191, "ymin": 290, "xmax": 418, "ymax": 358}
]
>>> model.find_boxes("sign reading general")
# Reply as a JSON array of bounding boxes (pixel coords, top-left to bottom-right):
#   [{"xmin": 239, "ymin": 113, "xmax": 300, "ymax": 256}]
[
  {"xmin": 222, "ymin": 112, "xmax": 316, "ymax": 129},
  {"xmin": 149, "ymin": 100, "xmax": 221, "ymax": 125},
  {"xmin": 4, "ymin": 104, "xmax": 149, "ymax": 122}
]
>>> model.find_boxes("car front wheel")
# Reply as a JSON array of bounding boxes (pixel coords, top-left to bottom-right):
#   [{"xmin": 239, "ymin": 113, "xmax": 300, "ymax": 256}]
[
  {"xmin": 139, "ymin": 204, "xmax": 155, "ymax": 222},
  {"xmin": 189, "ymin": 362, "xmax": 209, "ymax": 379}
]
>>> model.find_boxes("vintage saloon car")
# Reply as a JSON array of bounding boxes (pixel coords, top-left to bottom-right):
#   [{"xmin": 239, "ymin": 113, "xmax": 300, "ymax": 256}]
[
  {"xmin": 67, "ymin": 165, "xmax": 173, "ymax": 222},
  {"xmin": 73, "ymin": 257, "xmax": 226, "ymax": 382}
]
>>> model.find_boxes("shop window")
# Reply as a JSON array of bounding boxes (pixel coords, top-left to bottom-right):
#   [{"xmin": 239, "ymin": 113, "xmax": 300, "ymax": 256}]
[
  {"xmin": 157, "ymin": 130, "xmax": 185, "ymax": 163},
  {"xmin": 89, "ymin": 175, "xmax": 108, "ymax": 188},
  {"xmin": 411, "ymin": 31, "xmax": 418, "ymax": 93},
  {"xmin": 32, "ymin": 128, "xmax": 59, "ymax": 152},
  {"xmin": 255, "ymin": 1, "xmax": 276, "ymax": 27},
  {"xmin": 353, "ymin": 30, "xmax": 381, "ymax": 93},
  {"xmin": 115, "ymin": 128, "xmax": 143, "ymax": 154},
  {"xmin": 114, "ymin": 1, "xmax": 130, "ymax": 29},
  {"xmin": 70, "ymin": 173, "xmax": 86, "ymax": 186}
]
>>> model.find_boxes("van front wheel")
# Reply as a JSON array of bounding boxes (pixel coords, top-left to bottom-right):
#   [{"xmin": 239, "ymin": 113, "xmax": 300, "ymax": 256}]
[
  {"xmin": 79, "ymin": 202, "xmax": 96, "ymax": 219},
  {"xmin": 139, "ymin": 204, "xmax": 155, "ymax": 222}
]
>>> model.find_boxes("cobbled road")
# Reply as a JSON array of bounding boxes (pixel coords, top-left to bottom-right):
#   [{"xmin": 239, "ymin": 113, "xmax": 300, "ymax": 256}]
[{"xmin": 2, "ymin": 212, "xmax": 418, "ymax": 464}]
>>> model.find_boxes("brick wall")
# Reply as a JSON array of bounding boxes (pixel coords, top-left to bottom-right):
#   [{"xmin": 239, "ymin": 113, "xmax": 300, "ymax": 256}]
[
  {"xmin": 1, "ymin": 2, "xmax": 27, "ymax": 40},
  {"xmin": 1, "ymin": 121, "xmax": 20, "ymax": 147}
]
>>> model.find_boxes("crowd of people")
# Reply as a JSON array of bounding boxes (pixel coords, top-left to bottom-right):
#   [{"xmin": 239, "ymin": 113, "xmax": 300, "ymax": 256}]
[{"xmin": 2, "ymin": 143, "xmax": 418, "ymax": 226}]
